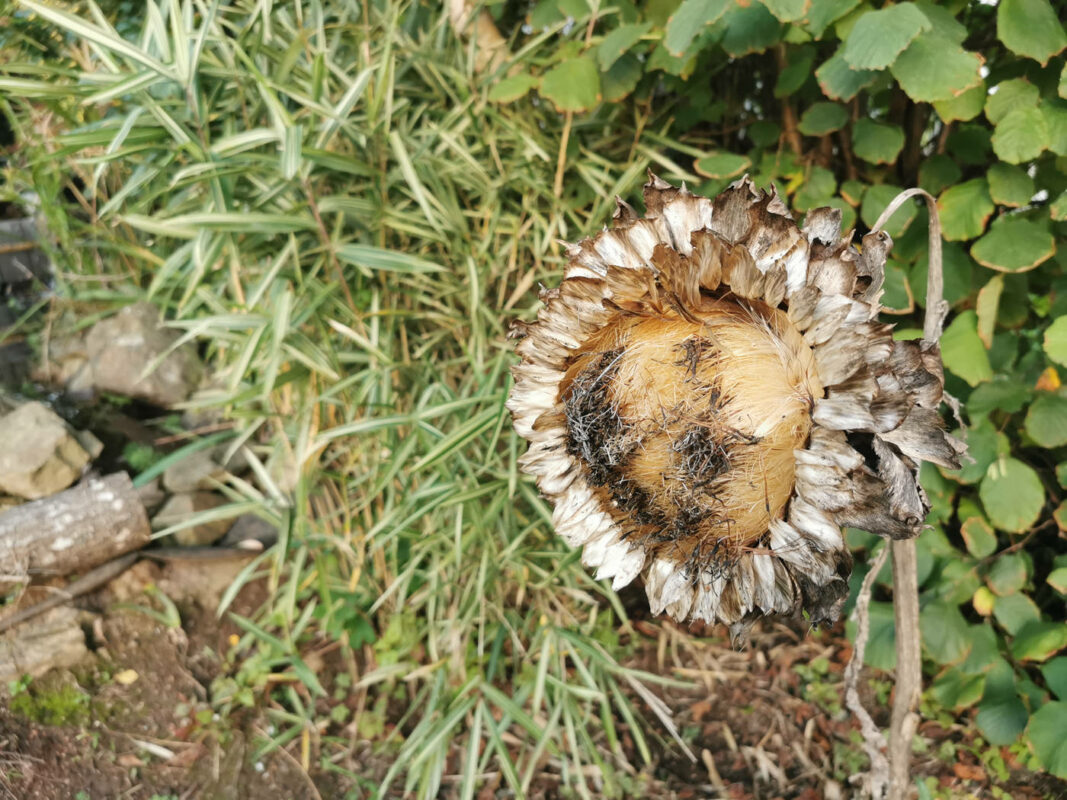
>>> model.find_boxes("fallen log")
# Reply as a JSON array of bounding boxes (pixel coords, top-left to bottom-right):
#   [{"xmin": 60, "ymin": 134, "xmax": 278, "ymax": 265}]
[{"xmin": 0, "ymin": 472, "xmax": 150, "ymax": 593}]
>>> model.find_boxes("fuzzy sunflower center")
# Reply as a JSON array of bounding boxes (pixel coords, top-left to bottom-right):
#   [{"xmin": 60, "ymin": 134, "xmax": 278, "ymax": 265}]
[{"xmin": 561, "ymin": 298, "xmax": 823, "ymax": 554}]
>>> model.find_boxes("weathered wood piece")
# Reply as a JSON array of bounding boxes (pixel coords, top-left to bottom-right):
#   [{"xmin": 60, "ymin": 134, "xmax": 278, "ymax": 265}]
[{"xmin": 0, "ymin": 472, "xmax": 150, "ymax": 593}]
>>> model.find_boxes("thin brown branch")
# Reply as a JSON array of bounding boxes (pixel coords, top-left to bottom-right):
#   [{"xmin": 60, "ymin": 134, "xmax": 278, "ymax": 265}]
[
  {"xmin": 888, "ymin": 540, "xmax": 922, "ymax": 800},
  {"xmin": 869, "ymin": 188, "xmax": 949, "ymax": 800},
  {"xmin": 843, "ymin": 545, "xmax": 891, "ymax": 799}
]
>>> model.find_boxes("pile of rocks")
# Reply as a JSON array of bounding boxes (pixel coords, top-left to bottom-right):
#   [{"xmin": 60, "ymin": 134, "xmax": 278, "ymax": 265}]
[{"xmin": 0, "ymin": 302, "xmax": 276, "ymax": 563}]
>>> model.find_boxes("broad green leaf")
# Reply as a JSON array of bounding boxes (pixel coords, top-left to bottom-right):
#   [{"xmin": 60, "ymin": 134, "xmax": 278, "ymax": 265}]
[
  {"xmin": 1042, "ymin": 658, "xmax": 1067, "ymax": 699},
  {"xmin": 930, "ymin": 667, "xmax": 986, "ymax": 710},
  {"xmin": 976, "ymin": 660, "xmax": 1028, "ymax": 745},
  {"xmin": 919, "ymin": 155, "xmax": 962, "ymax": 195},
  {"xmin": 694, "ymin": 151, "xmax": 751, "ymax": 179},
  {"xmin": 797, "ymin": 102, "xmax": 848, "ymax": 135},
  {"xmin": 488, "ymin": 74, "xmax": 539, "ymax": 104},
  {"xmin": 1044, "ymin": 100, "xmax": 1067, "ymax": 155},
  {"xmin": 994, "ymin": 592, "xmax": 1042, "ymax": 635},
  {"xmin": 968, "ymin": 379, "xmax": 1034, "ymax": 416},
  {"xmin": 601, "ymin": 54, "xmax": 643, "ymax": 103},
  {"xmin": 1026, "ymin": 394, "xmax": 1067, "ymax": 447},
  {"xmin": 775, "ymin": 48, "xmax": 816, "ymax": 97},
  {"xmin": 942, "ymin": 311, "xmax": 993, "ymax": 386},
  {"xmin": 1045, "ymin": 317, "xmax": 1067, "ymax": 367},
  {"xmin": 997, "ymin": 0, "xmax": 1067, "ymax": 66},
  {"xmin": 597, "ymin": 22, "xmax": 652, "ymax": 70},
  {"xmin": 648, "ymin": 26, "xmax": 719, "ymax": 77},
  {"xmin": 664, "ymin": 0, "xmax": 730, "ymax": 56},
  {"xmin": 987, "ymin": 163, "xmax": 1035, "ymax": 207},
  {"xmin": 749, "ymin": 120, "xmax": 781, "ymax": 148},
  {"xmin": 911, "ymin": 241, "xmax": 974, "ymax": 308},
  {"xmin": 891, "ymin": 33, "xmax": 982, "ymax": 102},
  {"xmin": 761, "ymin": 0, "xmax": 811, "ymax": 23},
  {"xmin": 803, "ymin": 0, "xmax": 860, "ymax": 38},
  {"xmin": 976, "ymin": 274, "xmax": 1003, "ymax": 348},
  {"xmin": 971, "ymin": 216, "xmax": 1056, "ymax": 273},
  {"xmin": 880, "ymin": 259, "xmax": 913, "ymax": 312},
  {"xmin": 980, "ymin": 456, "xmax": 1045, "ymax": 533},
  {"xmin": 840, "ymin": 178, "xmax": 865, "ymax": 205},
  {"xmin": 992, "ymin": 106, "xmax": 1050, "ymax": 163},
  {"xmin": 946, "ymin": 420, "xmax": 1007, "ymax": 485},
  {"xmin": 1012, "ymin": 621, "xmax": 1067, "ymax": 662},
  {"xmin": 960, "ymin": 625, "xmax": 1001, "ymax": 675},
  {"xmin": 948, "ymin": 123, "xmax": 993, "ymax": 164},
  {"xmin": 540, "ymin": 57, "xmax": 601, "ymax": 112},
  {"xmin": 721, "ymin": 2, "xmax": 783, "ymax": 57},
  {"xmin": 986, "ymin": 78, "xmax": 1041, "ymax": 124},
  {"xmin": 862, "ymin": 600, "xmax": 897, "ymax": 670},
  {"xmin": 960, "ymin": 516, "xmax": 997, "ymax": 558},
  {"xmin": 815, "ymin": 46, "xmax": 879, "ymax": 101},
  {"xmin": 988, "ymin": 552, "xmax": 1029, "ymax": 596},
  {"xmin": 914, "ymin": 1, "xmax": 968, "ymax": 43},
  {"xmin": 974, "ymin": 585, "xmax": 996, "ymax": 616},
  {"xmin": 861, "ymin": 183, "xmax": 915, "ymax": 238},
  {"xmin": 934, "ymin": 82, "xmax": 987, "ymax": 123},
  {"xmin": 938, "ymin": 178, "xmax": 994, "ymax": 241},
  {"xmin": 921, "ymin": 601, "xmax": 971, "ymax": 665},
  {"xmin": 1029, "ymin": 702, "xmax": 1067, "ymax": 778},
  {"xmin": 1053, "ymin": 190, "xmax": 1067, "ymax": 222},
  {"xmin": 1062, "ymin": 62, "xmax": 1067, "ymax": 98},
  {"xmin": 793, "ymin": 166, "xmax": 838, "ymax": 211},
  {"xmin": 851, "ymin": 119, "xmax": 905, "ymax": 164},
  {"xmin": 843, "ymin": 3, "xmax": 931, "ymax": 69},
  {"xmin": 1053, "ymin": 568, "xmax": 1067, "ymax": 594}
]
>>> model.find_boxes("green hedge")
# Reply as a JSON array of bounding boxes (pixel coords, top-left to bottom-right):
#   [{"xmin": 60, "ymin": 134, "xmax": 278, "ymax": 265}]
[{"xmin": 486, "ymin": 0, "xmax": 1067, "ymax": 776}]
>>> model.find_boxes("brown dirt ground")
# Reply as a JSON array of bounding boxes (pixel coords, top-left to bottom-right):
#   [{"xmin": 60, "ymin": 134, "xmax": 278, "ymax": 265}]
[{"xmin": 1, "ymin": 565, "xmax": 1065, "ymax": 800}]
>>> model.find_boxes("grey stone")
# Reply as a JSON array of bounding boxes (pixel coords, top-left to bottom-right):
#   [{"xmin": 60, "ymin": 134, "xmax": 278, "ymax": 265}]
[
  {"xmin": 0, "ymin": 217, "xmax": 51, "ymax": 288},
  {"xmin": 0, "ymin": 402, "xmax": 91, "ymax": 499},
  {"xmin": 84, "ymin": 302, "xmax": 202, "ymax": 407},
  {"xmin": 134, "ymin": 477, "xmax": 166, "ymax": 515},
  {"xmin": 220, "ymin": 514, "xmax": 278, "ymax": 550},
  {"xmin": 153, "ymin": 491, "xmax": 230, "ymax": 547},
  {"xmin": 162, "ymin": 449, "xmax": 224, "ymax": 494}
]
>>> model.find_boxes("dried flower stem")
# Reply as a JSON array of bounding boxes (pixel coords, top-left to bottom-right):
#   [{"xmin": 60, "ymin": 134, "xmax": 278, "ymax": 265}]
[
  {"xmin": 846, "ymin": 188, "xmax": 946, "ymax": 800},
  {"xmin": 843, "ymin": 545, "xmax": 891, "ymax": 798}
]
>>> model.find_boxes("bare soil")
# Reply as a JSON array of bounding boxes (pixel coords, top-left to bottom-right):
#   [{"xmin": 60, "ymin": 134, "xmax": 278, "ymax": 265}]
[{"xmin": 1, "ymin": 567, "xmax": 1065, "ymax": 800}]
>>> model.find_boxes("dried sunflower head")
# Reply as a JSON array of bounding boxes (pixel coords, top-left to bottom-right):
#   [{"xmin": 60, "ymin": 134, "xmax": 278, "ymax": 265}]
[{"xmin": 507, "ymin": 175, "xmax": 965, "ymax": 637}]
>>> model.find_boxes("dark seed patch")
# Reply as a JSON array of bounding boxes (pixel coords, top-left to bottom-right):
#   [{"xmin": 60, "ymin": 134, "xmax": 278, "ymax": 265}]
[
  {"xmin": 674, "ymin": 336, "xmax": 715, "ymax": 380},
  {"xmin": 672, "ymin": 426, "xmax": 730, "ymax": 490},
  {"xmin": 562, "ymin": 348, "xmax": 631, "ymax": 487}
]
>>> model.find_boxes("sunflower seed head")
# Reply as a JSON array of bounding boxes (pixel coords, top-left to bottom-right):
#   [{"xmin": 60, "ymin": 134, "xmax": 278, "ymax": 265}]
[{"xmin": 508, "ymin": 174, "xmax": 965, "ymax": 631}]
